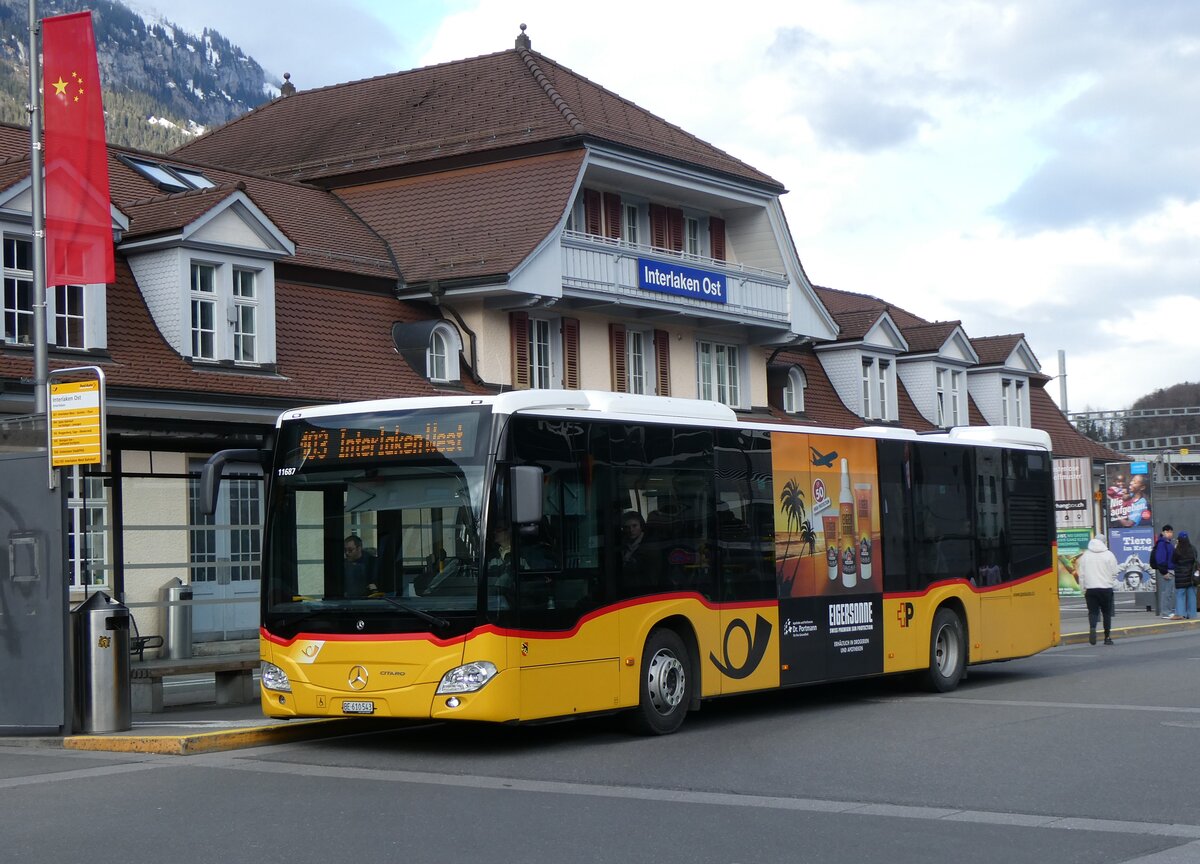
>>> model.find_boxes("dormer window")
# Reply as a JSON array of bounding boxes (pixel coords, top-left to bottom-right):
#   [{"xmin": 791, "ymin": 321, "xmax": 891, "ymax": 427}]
[
  {"xmin": 185, "ymin": 259, "xmax": 269, "ymax": 365},
  {"xmin": 936, "ymin": 367, "xmax": 964, "ymax": 427},
  {"xmin": 861, "ymin": 356, "xmax": 894, "ymax": 421},
  {"xmin": 3, "ymin": 236, "xmax": 32, "ymax": 344},
  {"xmin": 427, "ymin": 321, "xmax": 462, "ymax": 382},
  {"xmin": 783, "ymin": 366, "xmax": 806, "ymax": 414},
  {"xmin": 1001, "ymin": 378, "xmax": 1026, "ymax": 426}
]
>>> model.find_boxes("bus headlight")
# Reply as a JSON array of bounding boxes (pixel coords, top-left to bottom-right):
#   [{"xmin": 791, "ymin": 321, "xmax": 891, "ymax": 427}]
[
  {"xmin": 261, "ymin": 661, "xmax": 292, "ymax": 692},
  {"xmin": 436, "ymin": 661, "xmax": 498, "ymax": 694}
]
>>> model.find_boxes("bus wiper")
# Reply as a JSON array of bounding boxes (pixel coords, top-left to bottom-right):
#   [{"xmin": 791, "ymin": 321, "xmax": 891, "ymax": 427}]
[{"xmin": 378, "ymin": 594, "xmax": 451, "ymax": 631}]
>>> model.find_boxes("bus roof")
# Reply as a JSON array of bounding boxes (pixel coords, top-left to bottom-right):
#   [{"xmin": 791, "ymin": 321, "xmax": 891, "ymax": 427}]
[{"xmin": 276, "ymin": 391, "xmax": 1051, "ymax": 452}]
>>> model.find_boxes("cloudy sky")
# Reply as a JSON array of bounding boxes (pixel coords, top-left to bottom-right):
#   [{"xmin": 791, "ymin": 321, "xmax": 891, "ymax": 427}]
[{"xmin": 148, "ymin": 0, "xmax": 1200, "ymax": 413}]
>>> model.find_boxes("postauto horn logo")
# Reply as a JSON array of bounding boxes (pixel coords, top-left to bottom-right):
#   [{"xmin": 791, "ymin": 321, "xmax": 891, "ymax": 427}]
[{"xmin": 709, "ymin": 615, "xmax": 773, "ymax": 680}]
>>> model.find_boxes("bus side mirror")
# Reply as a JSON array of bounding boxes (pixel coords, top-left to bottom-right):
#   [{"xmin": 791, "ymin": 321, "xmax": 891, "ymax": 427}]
[
  {"xmin": 201, "ymin": 449, "xmax": 268, "ymax": 516},
  {"xmin": 510, "ymin": 465, "xmax": 543, "ymax": 527}
]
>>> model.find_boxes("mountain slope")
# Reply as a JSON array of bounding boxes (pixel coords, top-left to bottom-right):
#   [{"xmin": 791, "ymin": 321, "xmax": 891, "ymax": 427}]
[{"xmin": 0, "ymin": 0, "xmax": 275, "ymax": 151}]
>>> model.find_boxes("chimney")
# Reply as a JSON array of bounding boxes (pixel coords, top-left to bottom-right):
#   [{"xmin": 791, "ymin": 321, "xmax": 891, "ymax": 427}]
[
  {"xmin": 515, "ymin": 23, "xmax": 530, "ymax": 50},
  {"xmin": 280, "ymin": 72, "xmax": 295, "ymax": 97}
]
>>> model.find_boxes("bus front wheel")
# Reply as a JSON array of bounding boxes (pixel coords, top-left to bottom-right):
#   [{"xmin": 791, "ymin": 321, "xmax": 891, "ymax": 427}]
[
  {"xmin": 923, "ymin": 607, "xmax": 966, "ymax": 693},
  {"xmin": 628, "ymin": 628, "xmax": 690, "ymax": 735}
]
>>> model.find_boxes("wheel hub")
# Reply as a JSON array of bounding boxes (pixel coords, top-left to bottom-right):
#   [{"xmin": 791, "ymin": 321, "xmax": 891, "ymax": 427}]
[{"xmin": 646, "ymin": 649, "xmax": 685, "ymax": 715}]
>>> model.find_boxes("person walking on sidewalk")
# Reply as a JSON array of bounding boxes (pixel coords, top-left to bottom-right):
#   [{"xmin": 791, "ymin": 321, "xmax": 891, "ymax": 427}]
[
  {"xmin": 1076, "ymin": 536, "xmax": 1120, "ymax": 645},
  {"xmin": 1172, "ymin": 530, "xmax": 1197, "ymax": 620}
]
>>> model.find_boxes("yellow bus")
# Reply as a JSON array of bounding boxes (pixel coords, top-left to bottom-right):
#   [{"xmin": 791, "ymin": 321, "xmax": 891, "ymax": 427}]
[{"xmin": 204, "ymin": 391, "xmax": 1058, "ymax": 734}]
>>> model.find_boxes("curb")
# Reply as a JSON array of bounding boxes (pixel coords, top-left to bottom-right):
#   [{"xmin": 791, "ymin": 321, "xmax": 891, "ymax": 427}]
[
  {"xmin": 1059, "ymin": 617, "xmax": 1200, "ymax": 646},
  {"xmin": 62, "ymin": 718, "xmax": 355, "ymax": 756}
]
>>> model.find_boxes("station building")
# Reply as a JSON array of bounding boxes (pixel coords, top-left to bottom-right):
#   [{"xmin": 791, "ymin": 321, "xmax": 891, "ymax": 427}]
[{"xmin": 0, "ymin": 28, "xmax": 1119, "ymax": 648}]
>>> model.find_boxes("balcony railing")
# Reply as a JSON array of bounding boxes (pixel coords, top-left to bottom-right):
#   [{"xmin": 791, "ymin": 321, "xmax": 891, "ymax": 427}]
[{"xmin": 561, "ymin": 230, "xmax": 789, "ymax": 325}]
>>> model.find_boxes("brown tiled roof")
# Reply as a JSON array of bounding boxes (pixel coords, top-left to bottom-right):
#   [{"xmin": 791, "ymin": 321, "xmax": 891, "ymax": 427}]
[
  {"xmin": 971, "ymin": 334, "xmax": 1028, "ymax": 367},
  {"xmin": 1029, "ymin": 382, "xmax": 1127, "ymax": 462},
  {"xmin": 967, "ymin": 394, "xmax": 987, "ymax": 426},
  {"xmin": 902, "ymin": 321, "xmax": 963, "ymax": 354},
  {"xmin": 174, "ymin": 49, "xmax": 780, "ymax": 189},
  {"xmin": 0, "ymin": 257, "xmax": 439, "ymax": 404},
  {"xmin": 98, "ymin": 144, "xmax": 398, "ymax": 281},
  {"xmin": 336, "ymin": 151, "xmax": 584, "ymax": 284},
  {"xmin": 122, "ymin": 183, "xmax": 245, "ymax": 240},
  {"xmin": 825, "ymin": 309, "xmax": 884, "ymax": 342},
  {"xmin": 814, "ymin": 285, "xmax": 927, "ymax": 329}
]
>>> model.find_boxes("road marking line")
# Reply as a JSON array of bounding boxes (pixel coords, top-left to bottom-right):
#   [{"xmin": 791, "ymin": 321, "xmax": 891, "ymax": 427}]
[{"xmin": 190, "ymin": 756, "xmax": 1200, "ymax": 841}]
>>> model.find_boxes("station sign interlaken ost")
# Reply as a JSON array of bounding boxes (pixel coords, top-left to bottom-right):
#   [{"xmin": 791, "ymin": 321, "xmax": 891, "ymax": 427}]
[{"xmin": 49, "ymin": 378, "xmax": 102, "ymax": 467}]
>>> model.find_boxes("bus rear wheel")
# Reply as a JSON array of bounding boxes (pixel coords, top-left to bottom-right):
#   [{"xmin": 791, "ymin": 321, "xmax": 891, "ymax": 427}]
[
  {"xmin": 628, "ymin": 628, "xmax": 690, "ymax": 735},
  {"xmin": 923, "ymin": 607, "xmax": 966, "ymax": 693}
]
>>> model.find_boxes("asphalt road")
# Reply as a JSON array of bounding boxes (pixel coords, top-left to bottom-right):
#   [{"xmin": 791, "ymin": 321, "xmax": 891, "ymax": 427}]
[{"xmin": 4, "ymin": 627, "xmax": 1200, "ymax": 864}]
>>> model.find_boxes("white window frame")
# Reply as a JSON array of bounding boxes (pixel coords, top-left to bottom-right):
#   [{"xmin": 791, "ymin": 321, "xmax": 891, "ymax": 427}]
[
  {"xmin": 697, "ymin": 339, "xmax": 741, "ymax": 407},
  {"xmin": 861, "ymin": 356, "xmax": 893, "ymax": 421},
  {"xmin": 783, "ymin": 366, "xmax": 806, "ymax": 414},
  {"xmin": 427, "ymin": 321, "xmax": 462, "ymax": 383},
  {"xmin": 936, "ymin": 366, "xmax": 963, "ymax": 427},
  {"xmin": 623, "ymin": 203, "xmax": 639, "ymax": 245},
  {"xmin": 67, "ymin": 467, "xmax": 108, "ymax": 589},
  {"xmin": 528, "ymin": 316, "xmax": 562, "ymax": 390},
  {"xmin": 627, "ymin": 328, "xmax": 658, "ymax": 395},
  {"xmin": 684, "ymin": 216, "xmax": 701, "ymax": 256},
  {"xmin": 190, "ymin": 261, "xmax": 217, "ymax": 360},
  {"xmin": 3, "ymin": 234, "xmax": 33, "ymax": 346},
  {"xmin": 54, "ymin": 284, "xmax": 85, "ymax": 349},
  {"xmin": 232, "ymin": 267, "xmax": 258, "ymax": 364}
]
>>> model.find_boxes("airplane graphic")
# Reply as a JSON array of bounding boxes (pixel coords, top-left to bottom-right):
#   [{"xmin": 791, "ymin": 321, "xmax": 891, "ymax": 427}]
[{"xmin": 810, "ymin": 446, "xmax": 837, "ymax": 467}]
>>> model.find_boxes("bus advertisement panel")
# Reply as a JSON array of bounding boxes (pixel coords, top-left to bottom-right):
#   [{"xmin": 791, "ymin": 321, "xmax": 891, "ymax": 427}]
[{"xmin": 773, "ymin": 433, "xmax": 882, "ymax": 685}]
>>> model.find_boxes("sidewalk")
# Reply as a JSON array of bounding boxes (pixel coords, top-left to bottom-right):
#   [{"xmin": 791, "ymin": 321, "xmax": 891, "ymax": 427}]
[{"xmin": 5, "ymin": 593, "xmax": 1198, "ymax": 755}]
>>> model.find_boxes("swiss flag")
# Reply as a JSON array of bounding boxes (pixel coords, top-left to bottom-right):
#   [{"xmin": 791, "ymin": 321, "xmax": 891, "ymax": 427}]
[{"xmin": 42, "ymin": 11, "xmax": 114, "ymax": 286}]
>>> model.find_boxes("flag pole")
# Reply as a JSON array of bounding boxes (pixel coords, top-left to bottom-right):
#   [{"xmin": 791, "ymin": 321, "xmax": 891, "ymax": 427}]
[{"xmin": 28, "ymin": 0, "xmax": 48, "ymax": 416}]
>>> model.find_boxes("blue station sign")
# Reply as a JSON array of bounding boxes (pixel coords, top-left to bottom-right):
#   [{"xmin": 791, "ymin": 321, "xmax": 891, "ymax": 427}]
[{"xmin": 637, "ymin": 258, "xmax": 727, "ymax": 304}]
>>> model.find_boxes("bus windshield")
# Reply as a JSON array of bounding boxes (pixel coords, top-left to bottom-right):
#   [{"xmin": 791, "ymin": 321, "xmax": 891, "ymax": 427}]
[{"xmin": 263, "ymin": 406, "xmax": 491, "ymax": 639}]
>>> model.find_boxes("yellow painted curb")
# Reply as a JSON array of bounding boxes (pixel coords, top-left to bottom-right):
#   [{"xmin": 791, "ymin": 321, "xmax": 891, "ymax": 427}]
[
  {"xmin": 63, "ymin": 718, "xmax": 350, "ymax": 756},
  {"xmin": 1059, "ymin": 617, "xmax": 1200, "ymax": 646}
]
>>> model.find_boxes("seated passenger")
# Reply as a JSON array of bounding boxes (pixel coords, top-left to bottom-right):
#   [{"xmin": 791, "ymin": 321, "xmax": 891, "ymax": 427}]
[{"xmin": 620, "ymin": 510, "xmax": 659, "ymax": 588}]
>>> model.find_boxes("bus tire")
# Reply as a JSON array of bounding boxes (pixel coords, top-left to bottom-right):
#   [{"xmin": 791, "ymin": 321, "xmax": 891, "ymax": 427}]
[
  {"xmin": 923, "ymin": 607, "xmax": 966, "ymax": 693},
  {"xmin": 628, "ymin": 628, "xmax": 690, "ymax": 735}
]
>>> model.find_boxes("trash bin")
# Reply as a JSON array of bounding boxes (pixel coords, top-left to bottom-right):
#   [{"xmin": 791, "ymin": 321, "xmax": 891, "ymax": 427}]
[
  {"xmin": 71, "ymin": 592, "xmax": 131, "ymax": 733},
  {"xmin": 163, "ymin": 577, "xmax": 193, "ymax": 660}
]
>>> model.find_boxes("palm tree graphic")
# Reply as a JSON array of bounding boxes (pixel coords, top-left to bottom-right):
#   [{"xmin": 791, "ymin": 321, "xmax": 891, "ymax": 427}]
[{"xmin": 779, "ymin": 477, "xmax": 818, "ymax": 562}]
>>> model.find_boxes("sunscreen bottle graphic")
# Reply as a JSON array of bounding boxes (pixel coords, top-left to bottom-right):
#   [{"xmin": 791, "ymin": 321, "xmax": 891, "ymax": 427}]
[
  {"xmin": 855, "ymin": 482, "xmax": 873, "ymax": 581},
  {"xmin": 838, "ymin": 458, "xmax": 856, "ymax": 588}
]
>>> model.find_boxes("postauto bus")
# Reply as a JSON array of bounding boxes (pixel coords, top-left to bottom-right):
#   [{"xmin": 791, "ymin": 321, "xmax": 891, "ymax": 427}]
[{"xmin": 202, "ymin": 390, "xmax": 1057, "ymax": 734}]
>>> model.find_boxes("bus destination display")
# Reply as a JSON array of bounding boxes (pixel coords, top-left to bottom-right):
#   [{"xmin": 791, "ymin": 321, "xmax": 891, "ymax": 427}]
[{"xmin": 287, "ymin": 411, "xmax": 481, "ymax": 467}]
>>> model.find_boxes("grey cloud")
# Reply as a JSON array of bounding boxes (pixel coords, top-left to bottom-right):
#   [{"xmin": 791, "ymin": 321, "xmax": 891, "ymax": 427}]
[
  {"xmin": 767, "ymin": 25, "xmax": 932, "ymax": 152},
  {"xmin": 809, "ymin": 98, "xmax": 929, "ymax": 152}
]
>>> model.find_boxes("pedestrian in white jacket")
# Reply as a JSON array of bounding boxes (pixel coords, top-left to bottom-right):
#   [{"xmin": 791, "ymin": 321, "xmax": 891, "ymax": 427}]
[{"xmin": 1075, "ymin": 537, "xmax": 1119, "ymax": 645}]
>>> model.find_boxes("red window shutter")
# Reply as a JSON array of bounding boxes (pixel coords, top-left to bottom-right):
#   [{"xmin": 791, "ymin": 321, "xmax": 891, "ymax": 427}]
[
  {"xmin": 650, "ymin": 204, "xmax": 667, "ymax": 249},
  {"xmin": 584, "ymin": 189, "xmax": 602, "ymax": 236},
  {"xmin": 603, "ymin": 192, "xmax": 622, "ymax": 239},
  {"xmin": 667, "ymin": 207, "xmax": 684, "ymax": 252},
  {"xmin": 609, "ymin": 323, "xmax": 628, "ymax": 392},
  {"xmin": 654, "ymin": 329, "xmax": 671, "ymax": 397},
  {"xmin": 510, "ymin": 311, "xmax": 530, "ymax": 390},
  {"xmin": 710, "ymin": 217, "xmax": 726, "ymax": 261},
  {"xmin": 563, "ymin": 317, "xmax": 581, "ymax": 390}
]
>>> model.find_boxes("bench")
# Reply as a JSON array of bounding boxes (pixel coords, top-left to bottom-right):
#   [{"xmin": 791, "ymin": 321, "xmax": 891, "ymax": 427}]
[{"xmin": 130, "ymin": 653, "xmax": 259, "ymax": 713}]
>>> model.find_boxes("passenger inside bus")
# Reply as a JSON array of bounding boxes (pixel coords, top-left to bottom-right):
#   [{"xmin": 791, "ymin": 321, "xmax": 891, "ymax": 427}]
[{"xmin": 343, "ymin": 534, "xmax": 379, "ymax": 597}]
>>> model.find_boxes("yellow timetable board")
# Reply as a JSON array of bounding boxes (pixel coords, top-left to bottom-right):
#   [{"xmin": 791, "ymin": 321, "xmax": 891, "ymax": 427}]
[{"xmin": 49, "ymin": 379, "xmax": 102, "ymax": 467}]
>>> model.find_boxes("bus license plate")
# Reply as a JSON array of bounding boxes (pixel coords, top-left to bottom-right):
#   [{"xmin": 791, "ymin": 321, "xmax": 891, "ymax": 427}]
[{"xmin": 342, "ymin": 700, "xmax": 375, "ymax": 715}]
